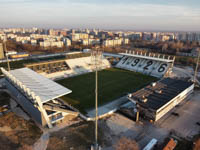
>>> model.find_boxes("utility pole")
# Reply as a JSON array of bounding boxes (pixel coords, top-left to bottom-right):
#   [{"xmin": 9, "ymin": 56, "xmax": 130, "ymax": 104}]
[
  {"xmin": 4, "ymin": 38, "xmax": 10, "ymax": 71},
  {"xmin": 194, "ymin": 48, "xmax": 200, "ymax": 85},
  {"xmin": 95, "ymin": 56, "xmax": 98, "ymax": 150}
]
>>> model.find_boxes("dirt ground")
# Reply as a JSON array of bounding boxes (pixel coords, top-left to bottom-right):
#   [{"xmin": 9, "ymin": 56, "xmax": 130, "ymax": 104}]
[
  {"xmin": 47, "ymin": 120, "xmax": 112, "ymax": 150},
  {"xmin": 46, "ymin": 113, "xmax": 168, "ymax": 150},
  {"xmin": 0, "ymin": 90, "xmax": 42, "ymax": 150},
  {"xmin": 0, "ymin": 112, "xmax": 42, "ymax": 150}
]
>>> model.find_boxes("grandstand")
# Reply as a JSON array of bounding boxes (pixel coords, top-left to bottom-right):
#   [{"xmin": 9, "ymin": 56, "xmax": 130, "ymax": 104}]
[
  {"xmin": 1, "ymin": 67, "xmax": 78, "ymax": 128},
  {"xmin": 128, "ymin": 78, "xmax": 194, "ymax": 121},
  {"xmin": 25, "ymin": 60, "xmax": 70, "ymax": 73},
  {"xmin": 1, "ymin": 50, "xmax": 195, "ymax": 127},
  {"xmin": 25, "ymin": 52, "xmax": 110, "ymax": 80},
  {"xmin": 116, "ymin": 50, "xmax": 175, "ymax": 78}
]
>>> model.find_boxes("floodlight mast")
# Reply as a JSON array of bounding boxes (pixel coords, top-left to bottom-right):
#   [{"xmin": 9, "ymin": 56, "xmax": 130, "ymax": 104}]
[
  {"xmin": 194, "ymin": 48, "xmax": 200, "ymax": 85},
  {"xmin": 91, "ymin": 47, "xmax": 102, "ymax": 150},
  {"xmin": 95, "ymin": 54, "xmax": 98, "ymax": 150}
]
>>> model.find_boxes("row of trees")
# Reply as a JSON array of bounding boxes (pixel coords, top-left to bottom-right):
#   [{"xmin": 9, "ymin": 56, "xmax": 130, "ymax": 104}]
[
  {"xmin": 131, "ymin": 40, "xmax": 200, "ymax": 55},
  {"xmin": 3, "ymin": 40, "xmax": 71, "ymax": 55},
  {"xmin": 2, "ymin": 39, "xmax": 200, "ymax": 55},
  {"xmin": 3, "ymin": 39, "xmax": 199, "ymax": 68}
]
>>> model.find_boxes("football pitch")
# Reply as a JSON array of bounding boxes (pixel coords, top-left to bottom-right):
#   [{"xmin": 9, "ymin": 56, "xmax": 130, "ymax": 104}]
[{"xmin": 56, "ymin": 68, "xmax": 157, "ymax": 113}]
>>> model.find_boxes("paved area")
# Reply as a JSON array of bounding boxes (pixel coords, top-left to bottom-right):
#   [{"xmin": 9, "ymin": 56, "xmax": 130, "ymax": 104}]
[
  {"xmin": 103, "ymin": 114, "xmax": 169, "ymax": 150},
  {"xmin": 86, "ymin": 96, "xmax": 128, "ymax": 118},
  {"xmin": 156, "ymin": 91, "xmax": 200, "ymax": 138},
  {"xmin": 33, "ymin": 132, "xmax": 50, "ymax": 150},
  {"xmin": 172, "ymin": 66, "xmax": 194, "ymax": 78},
  {"xmin": 172, "ymin": 66, "xmax": 200, "ymax": 84}
]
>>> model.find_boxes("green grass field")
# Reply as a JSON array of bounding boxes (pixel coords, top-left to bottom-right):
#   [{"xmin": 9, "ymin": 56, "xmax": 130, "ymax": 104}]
[{"xmin": 56, "ymin": 68, "xmax": 157, "ymax": 113}]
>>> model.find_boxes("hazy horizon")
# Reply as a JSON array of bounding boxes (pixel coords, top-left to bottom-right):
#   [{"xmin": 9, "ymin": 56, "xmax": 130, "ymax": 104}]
[{"xmin": 0, "ymin": 0, "xmax": 200, "ymax": 32}]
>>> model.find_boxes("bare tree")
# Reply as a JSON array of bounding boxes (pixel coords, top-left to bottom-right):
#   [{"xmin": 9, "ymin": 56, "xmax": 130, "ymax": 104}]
[
  {"xmin": 162, "ymin": 43, "xmax": 168, "ymax": 52},
  {"xmin": 114, "ymin": 137, "xmax": 139, "ymax": 150}
]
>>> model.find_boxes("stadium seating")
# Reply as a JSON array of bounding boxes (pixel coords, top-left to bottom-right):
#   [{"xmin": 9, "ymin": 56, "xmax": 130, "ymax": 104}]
[
  {"xmin": 66, "ymin": 56, "xmax": 110, "ymax": 75},
  {"xmin": 116, "ymin": 55, "xmax": 172, "ymax": 78},
  {"xmin": 27, "ymin": 61, "xmax": 70, "ymax": 74},
  {"xmin": 43, "ymin": 56, "xmax": 111, "ymax": 79}
]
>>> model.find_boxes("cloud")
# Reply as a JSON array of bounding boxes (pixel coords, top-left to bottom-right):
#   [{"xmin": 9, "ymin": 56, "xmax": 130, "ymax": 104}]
[{"xmin": 0, "ymin": 0, "xmax": 199, "ymax": 31}]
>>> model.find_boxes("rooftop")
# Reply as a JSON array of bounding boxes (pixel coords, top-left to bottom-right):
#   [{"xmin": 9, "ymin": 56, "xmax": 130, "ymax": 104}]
[
  {"xmin": 120, "ymin": 53, "xmax": 174, "ymax": 63},
  {"xmin": 129, "ymin": 78, "xmax": 193, "ymax": 111},
  {"xmin": 9, "ymin": 68, "xmax": 72, "ymax": 103}
]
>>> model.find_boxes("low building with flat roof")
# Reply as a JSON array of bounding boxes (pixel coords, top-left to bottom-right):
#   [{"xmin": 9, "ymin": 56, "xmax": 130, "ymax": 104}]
[{"xmin": 128, "ymin": 78, "xmax": 194, "ymax": 121}]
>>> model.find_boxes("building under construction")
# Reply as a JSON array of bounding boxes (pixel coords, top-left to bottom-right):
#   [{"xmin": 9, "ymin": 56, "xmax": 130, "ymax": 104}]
[{"xmin": 128, "ymin": 78, "xmax": 194, "ymax": 122}]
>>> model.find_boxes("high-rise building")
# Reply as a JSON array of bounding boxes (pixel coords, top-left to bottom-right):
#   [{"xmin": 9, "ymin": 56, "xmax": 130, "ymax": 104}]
[{"xmin": 0, "ymin": 43, "xmax": 5, "ymax": 59}]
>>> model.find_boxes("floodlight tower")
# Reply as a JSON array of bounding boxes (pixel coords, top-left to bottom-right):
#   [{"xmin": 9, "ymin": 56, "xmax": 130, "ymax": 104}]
[{"xmin": 91, "ymin": 47, "xmax": 103, "ymax": 150}]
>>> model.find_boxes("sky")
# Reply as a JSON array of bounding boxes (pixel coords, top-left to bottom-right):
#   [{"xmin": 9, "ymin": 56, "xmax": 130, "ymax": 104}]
[{"xmin": 0, "ymin": 0, "xmax": 200, "ymax": 31}]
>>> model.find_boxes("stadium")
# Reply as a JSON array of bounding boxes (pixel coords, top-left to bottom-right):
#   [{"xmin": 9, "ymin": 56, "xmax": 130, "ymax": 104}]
[{"xmin": 1, "ymin": 50, "xmax": 194, "ymax": 128}]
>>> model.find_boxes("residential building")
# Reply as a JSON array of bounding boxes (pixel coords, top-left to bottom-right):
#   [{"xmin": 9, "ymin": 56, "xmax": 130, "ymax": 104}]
[{"xmin": 0, "ymin": 43, "xmax": 5, "ymax": 59}]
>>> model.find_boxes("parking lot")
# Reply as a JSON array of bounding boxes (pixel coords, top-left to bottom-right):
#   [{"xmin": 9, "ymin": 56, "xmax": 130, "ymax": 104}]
[{"xmin": 156, "ymin": 90, "xmax": 200, "ymax": 138}]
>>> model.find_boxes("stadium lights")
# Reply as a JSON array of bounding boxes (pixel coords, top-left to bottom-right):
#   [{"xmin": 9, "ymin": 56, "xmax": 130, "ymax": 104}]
[
  {"xmin": 91, "ymin": 47, "xmax": 102, "ymax": 150},
  {"xmin": 194, "ymin": 48, "xmax": 200, "ymax": 86}
]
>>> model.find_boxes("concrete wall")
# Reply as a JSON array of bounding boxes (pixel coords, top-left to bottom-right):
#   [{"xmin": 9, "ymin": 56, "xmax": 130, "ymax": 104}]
[{"xmin": 5, "ymin": 79, "xmax": 47, "ymax": 126}]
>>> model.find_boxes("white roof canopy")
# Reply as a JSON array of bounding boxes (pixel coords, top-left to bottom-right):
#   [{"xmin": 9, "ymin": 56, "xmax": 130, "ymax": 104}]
[
  {"xmin": 120, "ymin": 53, "xmax": 174, "ymax": 63},
  {"xmin": 9, "ymin": 68, "xmax": 72, "ymax": 103}
]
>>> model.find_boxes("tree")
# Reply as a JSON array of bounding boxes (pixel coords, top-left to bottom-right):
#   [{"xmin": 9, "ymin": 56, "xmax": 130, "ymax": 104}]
[
  {"xmin": 162, "ymin": 43, "xmax": 168, "ymax": 52},
  {"xmin": 114, "ymin": 137, "xmax": 139, "ymax": 150}
]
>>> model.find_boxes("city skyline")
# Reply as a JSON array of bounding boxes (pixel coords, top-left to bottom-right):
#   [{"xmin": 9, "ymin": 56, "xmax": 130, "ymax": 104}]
[{"xmin": 0, "ymin": 0, "xmax": 200, "ymax": 31}]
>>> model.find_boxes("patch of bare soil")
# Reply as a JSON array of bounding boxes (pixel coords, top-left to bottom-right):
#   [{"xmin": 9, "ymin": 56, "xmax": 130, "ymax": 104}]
[
  {"xmin": 0, "ymin": 112, "xmax": 42, "ymax": 150},
  {"xmin": 47, "ymin": 120, "xmax": 112, "ymax": 150}
]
